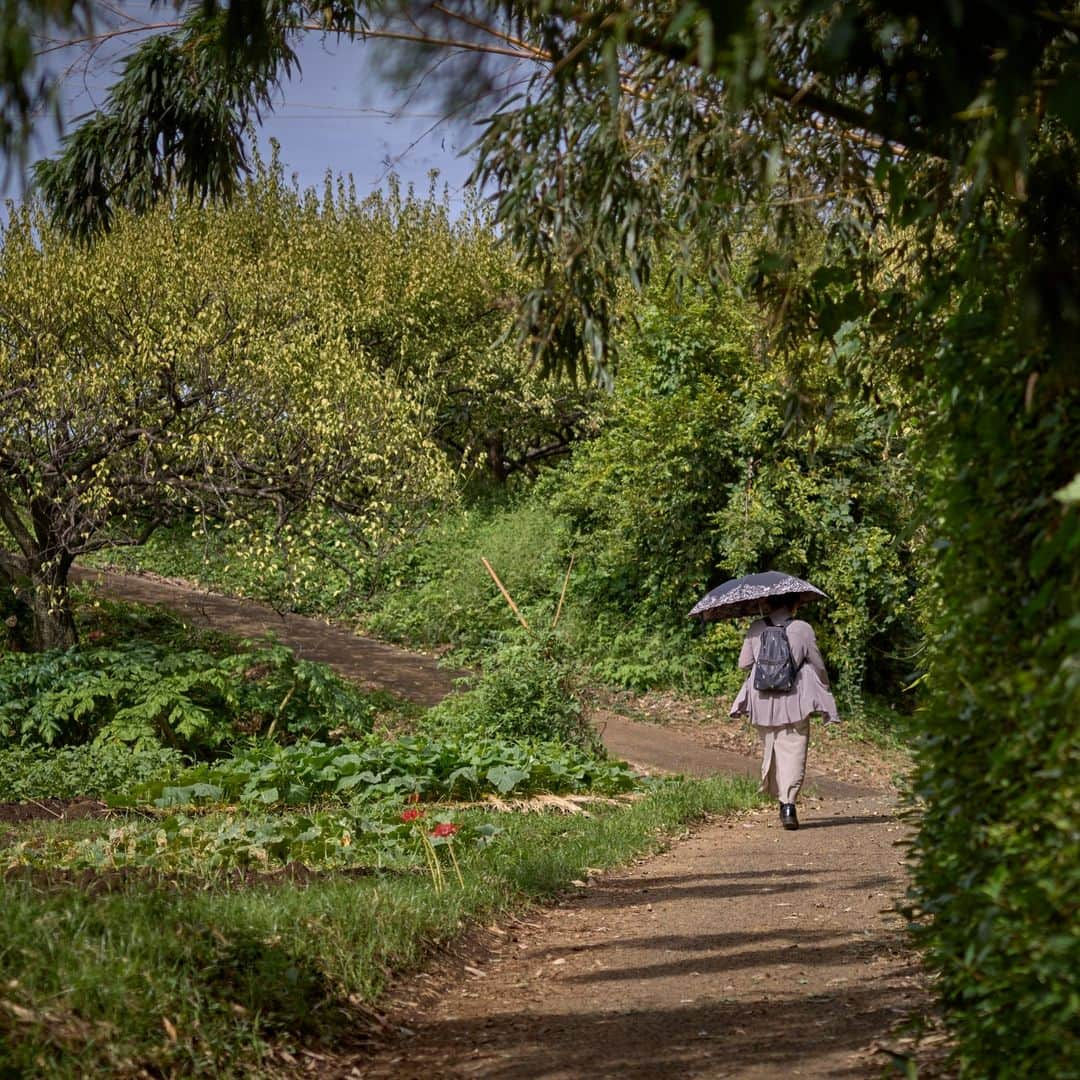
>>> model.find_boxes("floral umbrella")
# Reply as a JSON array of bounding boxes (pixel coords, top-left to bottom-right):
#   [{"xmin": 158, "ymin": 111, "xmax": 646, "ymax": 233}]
[{"xmin": 688, "ymin": 571, "xmax": 827, "ymax": 622}]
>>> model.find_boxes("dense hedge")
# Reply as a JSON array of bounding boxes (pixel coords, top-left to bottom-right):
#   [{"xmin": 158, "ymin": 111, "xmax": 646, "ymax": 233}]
[
  {"xmin": 546, "ymin": 284, "xmax": 918, "ymax": 708},
  {"xmin": 905, "ymin": 202, "xmax": 1080, "ymax": 1075}
]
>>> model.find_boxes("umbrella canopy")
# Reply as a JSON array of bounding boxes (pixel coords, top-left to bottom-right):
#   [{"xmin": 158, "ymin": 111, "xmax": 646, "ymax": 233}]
[{"xmin": 688, "ymin": 571, "xmax": 826, "ymax": 622}]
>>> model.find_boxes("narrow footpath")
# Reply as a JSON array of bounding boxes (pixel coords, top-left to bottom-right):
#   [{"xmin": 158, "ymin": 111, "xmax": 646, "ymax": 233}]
[
  {"xmin": 353, "ymin": 793, "xmax": 923, "ymax": 1079},
  {"xmin": 73, "ymin": 568, "xmax": 869, "ymax": 796},
  {"xmin": 76, "ymin": 567, "xmax": 934, "ymax": 1078}
]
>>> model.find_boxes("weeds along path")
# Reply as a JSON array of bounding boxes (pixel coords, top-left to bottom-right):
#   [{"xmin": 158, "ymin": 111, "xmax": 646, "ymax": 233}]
[{"xmin": 78, "ymin": 568, "xmax": 928, "ymax": 1077}]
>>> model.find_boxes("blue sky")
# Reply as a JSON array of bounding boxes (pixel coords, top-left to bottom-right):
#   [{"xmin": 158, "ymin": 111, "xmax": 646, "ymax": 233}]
[
  {"xmin": 7, "ymin": 13, "xmax": 487, "ymax": 206},
  {"xmin": 248, "ymin": 32, "xmax": 482, "ymax": 201}
]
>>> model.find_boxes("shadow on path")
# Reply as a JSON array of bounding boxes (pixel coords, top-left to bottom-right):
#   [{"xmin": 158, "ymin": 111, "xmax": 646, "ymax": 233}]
[
  {"xmin": 352, "ymin": 793, "xmax": 923, "ymax": 1080},
  {"xmin": 358, "ymin": 951, "xmax": 920, "ymax": 1080},
  {"xmin": 541, "ymin": 870, "xmax": 895, "ymax": 912},
  {"xmin": 798, "ymin": 814, "xmax": 899, "ymax": 830}
]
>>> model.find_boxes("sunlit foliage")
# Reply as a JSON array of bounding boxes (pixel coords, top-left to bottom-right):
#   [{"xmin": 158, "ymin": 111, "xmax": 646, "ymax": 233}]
[{"xmin": 0, "ymin": 174, "xmax": 456, "ymax": 649}]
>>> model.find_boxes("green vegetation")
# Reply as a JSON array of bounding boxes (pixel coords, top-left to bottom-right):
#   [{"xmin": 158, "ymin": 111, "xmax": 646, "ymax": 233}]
[
  {"xmin": 120, "ymin": 276, "xmax": 917, "ymax": 727},
  {"xmin": 424, "ymin": 631, "xmax": 598, "ymax": 749},
  {"xmin": 0, "ymin": 584, "xmax": 719, "ymax": 1074},
  {"xmin": 141, "ymin": 735, "xmax": 638, "ymax": 810},
  {"xmin": 3, "ymin": 5, "xmax": 1078, "ymax": 1070},
  {"xmin": 0, "ymin": 573, "xmax": 696, "ymax": 1074},
  {"xmin": 0, "ymin": 174, "xmax": 454, "ymax": 650},
  {"xmin": 0, "ymin": 640, "xmax": 374, "ymax": 753},
  {"xmin": 0, "ymin": 777, "xmax": 758, "ymax": 1076},
  {"xmin": 0, "ymin": 744, "xmax": 184, "ymax": 802}
]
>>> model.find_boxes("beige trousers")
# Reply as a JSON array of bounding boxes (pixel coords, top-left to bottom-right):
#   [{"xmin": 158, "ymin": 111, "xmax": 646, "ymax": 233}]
[{"xmin": 756, "ymin": 720, "xmax": 810, "ymax": 804}]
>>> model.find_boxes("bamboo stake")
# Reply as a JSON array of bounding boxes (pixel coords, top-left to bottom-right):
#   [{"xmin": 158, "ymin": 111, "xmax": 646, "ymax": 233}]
[
  {"xmin": 481, "ymin": 557, "xmax": 530, "ymax": 630},
  {"xmin": 27, "ymin": 797, "xmax": 63, "ymax": 819},
  {"xmin": 552, "ymin": 554, "xmax": 574, "ymax": 630}
]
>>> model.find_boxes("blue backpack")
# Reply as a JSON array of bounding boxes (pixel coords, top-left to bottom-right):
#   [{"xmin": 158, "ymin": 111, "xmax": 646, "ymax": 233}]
[{"xmin": 753, "ymin": 616, "xmax": 799, "ymax": 693}]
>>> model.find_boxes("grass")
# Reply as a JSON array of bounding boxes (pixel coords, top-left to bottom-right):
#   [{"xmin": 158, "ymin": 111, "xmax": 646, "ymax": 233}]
[{"xmin": 0, "ymin": 776, "xmax": 761, "ymax": 1077}]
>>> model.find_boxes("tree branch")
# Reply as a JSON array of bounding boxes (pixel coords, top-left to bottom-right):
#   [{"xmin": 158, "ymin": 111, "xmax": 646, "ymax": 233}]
[{"xmin": 0, "ymin": 489, "xmax": 36, "ymax": 559}]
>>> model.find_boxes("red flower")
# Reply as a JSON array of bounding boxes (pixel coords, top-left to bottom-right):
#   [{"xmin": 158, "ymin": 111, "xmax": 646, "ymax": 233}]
[
  {"xmin": 430, "ymin": 822, "xmax": 459, "ymax": 838},
  {"xmin": 401, "ymin": 809, "xmax": 424, "ymax": 823}
]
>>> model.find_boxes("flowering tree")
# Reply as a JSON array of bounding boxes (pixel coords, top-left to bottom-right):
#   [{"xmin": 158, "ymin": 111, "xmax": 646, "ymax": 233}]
[{"xmin": 284, "ymin": 171, "xmax": 600, "ymax": 483}]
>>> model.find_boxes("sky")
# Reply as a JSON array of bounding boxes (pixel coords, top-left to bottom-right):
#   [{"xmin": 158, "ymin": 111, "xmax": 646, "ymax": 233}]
[{"xmin": 7, "ymin": 9, "xmax": 493, "ymax": 208}]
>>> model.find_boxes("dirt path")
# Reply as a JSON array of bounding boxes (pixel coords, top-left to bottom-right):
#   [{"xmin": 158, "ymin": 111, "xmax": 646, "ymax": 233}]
[
  {"xmin": 76, "ymin": 567, "xmax": 933, "ymax": 1077},
  {"xmin": 74, "ymin": 567, "xmax": 460, "ymax": 706},
  {"xmin": 351, "ymin": 794, "xmax": 925, "ymax": 1079}
]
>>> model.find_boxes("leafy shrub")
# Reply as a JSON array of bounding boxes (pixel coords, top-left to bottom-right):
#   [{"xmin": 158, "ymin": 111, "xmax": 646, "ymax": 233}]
[
  {"xmin": 0, "ymin": 744, "xmax": 184, "ymax": 800},
  {"xmin": 544, "ymin": 289, "xmax": 919, "ymax": 706},
  {"xmin": 905, "ymin": 326, "xmax": 1080, "ymax": 1075},
  {"xmin": 367, "ymin": 501, "xmax": 568, "ymax": 657},
  {"xmin": 425, "ymin": 631, "xmax": 597, "ymax": 750},
  {"xmin": 0, "ymin": 640, "xmax": 374, "ymax": 753},
  {"xmin": 584, "ymin": 618, "xmax": 745, "ymax": 695},
  {"xmin": 131, "ymin": 735, "xmax": 639, "ymax": 809}
]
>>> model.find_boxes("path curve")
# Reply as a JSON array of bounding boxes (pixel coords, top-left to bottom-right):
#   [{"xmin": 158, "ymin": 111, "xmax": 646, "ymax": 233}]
[
  {"xmin": 75, "ymin": 568, "xmax": 871, "ymax": 797},
  {"xmin": 74, "ymin": 567, "xmax": 460, "ymax": 707}
]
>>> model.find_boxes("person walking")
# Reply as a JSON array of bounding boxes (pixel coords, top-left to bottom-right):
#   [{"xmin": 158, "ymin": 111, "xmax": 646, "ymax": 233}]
[{"xmin": 728, "ymin": 591, "xmax": 840, "ymax": 830}]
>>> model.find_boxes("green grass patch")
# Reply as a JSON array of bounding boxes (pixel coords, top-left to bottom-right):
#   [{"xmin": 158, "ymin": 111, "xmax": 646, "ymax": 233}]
[
  {"xmin": 830, "ymin": 694, "xmax": 912, "ymax": 753},
  {"xmin": 0, "ymin": 775, "xmax": 760, "ymax": 1076}
]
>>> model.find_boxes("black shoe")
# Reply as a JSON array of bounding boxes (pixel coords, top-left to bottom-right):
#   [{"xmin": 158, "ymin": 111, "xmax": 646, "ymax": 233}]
[{"xmin": 780, "ymin": 803, "xmax": 799, "ymax": 830}]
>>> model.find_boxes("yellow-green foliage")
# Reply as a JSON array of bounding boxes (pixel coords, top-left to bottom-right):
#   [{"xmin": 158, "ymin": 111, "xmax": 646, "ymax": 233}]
[
  {"xmin": 233, "ymin": 163, "xmax": 597, "ymax": 485},
  {"xmin": 0, "ymin": 190, "xmax": 452, "ymax": 528},
  {"xmin": 0, "ymin": 165, "xmax": 555, "ymax": 644}
]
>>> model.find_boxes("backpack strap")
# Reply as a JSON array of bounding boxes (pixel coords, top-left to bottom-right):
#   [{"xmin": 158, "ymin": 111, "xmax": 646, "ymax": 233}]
[{"xmin": 763, "ymin": 614, "xmax": 793, "ymax": 628}]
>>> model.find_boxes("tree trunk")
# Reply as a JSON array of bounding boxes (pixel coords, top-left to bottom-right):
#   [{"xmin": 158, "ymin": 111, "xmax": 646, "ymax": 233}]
[
  {"xmin": 28, "ymin": 559, "xmax": 78, "ymax": 651},
  {"xmin": 0, "ymin": 563, "xmax": 32, "ymax": 652},
  {"xmin": 486, "ymin": 434, "xmax": 508, "ymax": 483}
]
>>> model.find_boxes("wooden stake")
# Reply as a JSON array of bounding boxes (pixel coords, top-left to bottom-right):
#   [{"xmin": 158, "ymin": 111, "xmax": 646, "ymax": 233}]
[{"xmin": 481, "ymin": 557, "xmax": 530, "ymax": 630}]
